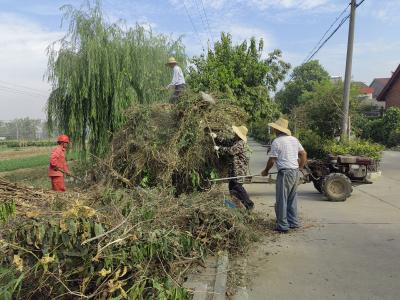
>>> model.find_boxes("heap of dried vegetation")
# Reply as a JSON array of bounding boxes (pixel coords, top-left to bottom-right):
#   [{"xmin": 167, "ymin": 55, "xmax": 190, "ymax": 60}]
[
  {"xmin": 0, "ymin": 92, "xmax": 271, "ymax": 299},
  {"xmin": 0, "ymin": 178, "xmax": 267, "ymax": 299},
  {"xmin": 97, "ymin": 92, "xmax": 248, "ymax": 193}
]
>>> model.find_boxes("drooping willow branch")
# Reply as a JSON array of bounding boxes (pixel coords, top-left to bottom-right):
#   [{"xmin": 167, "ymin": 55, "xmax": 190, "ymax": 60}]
[{"xmin": 46, "ymin": 1, "xmax": 187, "ymax": 158}]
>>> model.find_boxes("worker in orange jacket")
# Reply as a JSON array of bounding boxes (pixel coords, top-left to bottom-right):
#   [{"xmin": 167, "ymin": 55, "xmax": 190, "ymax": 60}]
[{"xmin": 48, "ymin": 135, "xmax": 70, "ymax": 192}]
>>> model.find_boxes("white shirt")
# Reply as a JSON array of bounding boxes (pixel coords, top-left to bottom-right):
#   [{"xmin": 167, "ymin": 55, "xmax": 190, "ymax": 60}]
[
  {"xmin": 270, "ymin": 135, "xmax": 304, "ymax": 170},
  {"xmin": 168, "ymin": 65, "xmax": 185, "ymax": 87}
]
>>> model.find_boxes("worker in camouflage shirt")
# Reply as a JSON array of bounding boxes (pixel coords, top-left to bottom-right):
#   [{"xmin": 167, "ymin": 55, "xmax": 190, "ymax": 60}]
[{"xmin": 212, "ymin": 125, "xmax": 254, "ymax": 210}]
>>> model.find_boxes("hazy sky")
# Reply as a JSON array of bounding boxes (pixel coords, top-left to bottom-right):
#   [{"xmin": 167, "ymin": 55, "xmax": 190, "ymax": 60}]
[{"xmin": 0, "ymin": 0, "xmax": 399, "ymax": 119}]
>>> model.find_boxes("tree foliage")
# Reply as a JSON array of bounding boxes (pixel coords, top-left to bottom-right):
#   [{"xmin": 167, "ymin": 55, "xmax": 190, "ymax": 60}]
[
  {"xmin": 0, "ymin": 118, "xmax": 41, "ymax": 140},
  {"xmin": 291, "ymin": 80, "xmax": 360, "ymax": 138},
  {"xmin": 359, "ymin": 107, "xmax": 400, "ymax": 146},
  {"xmin": 46, "ymin": 1, "xmax": 186, "ymax": 156},
  {"xmin": 187, "ymin": 33, "xmax": 289, "ymax": 123},
  {"xmin": 276, "ymin": 60, "xmax": 330, "ymax": 113}
]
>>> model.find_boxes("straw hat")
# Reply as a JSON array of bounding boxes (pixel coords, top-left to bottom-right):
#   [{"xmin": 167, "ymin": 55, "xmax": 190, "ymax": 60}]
[
  {"xmin": 232, "ymin": 125, "xmax": 248, "ymax": 142},
  {"xmin": 165, "ymin": 57, "xmax": 177, "ymax": 65},
  {"xmin": 268, "ymin": 118, "xmax": 292, "ymax": 136}
]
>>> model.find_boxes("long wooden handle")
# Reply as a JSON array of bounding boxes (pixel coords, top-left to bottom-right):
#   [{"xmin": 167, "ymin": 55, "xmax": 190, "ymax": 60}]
[{"xmin": 205, "ymin": 119, "xmax": 219, "ymax": 158}]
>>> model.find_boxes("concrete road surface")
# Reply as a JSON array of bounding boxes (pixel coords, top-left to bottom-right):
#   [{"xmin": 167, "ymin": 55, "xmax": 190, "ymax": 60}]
[{"xmin": 241, "ymin": 140, "xmax": 400, "ymax": 300}]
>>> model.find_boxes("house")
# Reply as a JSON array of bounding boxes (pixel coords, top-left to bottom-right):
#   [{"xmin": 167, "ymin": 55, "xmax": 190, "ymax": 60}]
[
  {"xmin": 377, "ymin": 64, "xmax": 400, "ymax": 108},
  {"xmin": 359, "ymin": 86, "xmax": 374, "ymax": 101},
  {"xmin": 358, "ymin": 84, "xmax": 384, "ymax": 111},
  {"xmin": 370, "ymin": 78, "xmax": 390, "ymax": 99},
  {"xmin": 330, "ymin": 76, "xmax": 342, "ymax": 84}
]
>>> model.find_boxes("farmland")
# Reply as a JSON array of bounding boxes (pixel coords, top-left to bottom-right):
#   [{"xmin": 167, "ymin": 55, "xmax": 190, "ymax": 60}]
[{"xmin": 0, "ymin": 146, "xmax": 77, "ymax": 188}]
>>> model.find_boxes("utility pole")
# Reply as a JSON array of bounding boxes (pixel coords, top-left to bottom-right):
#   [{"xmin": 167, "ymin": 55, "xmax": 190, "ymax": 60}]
[{"xmin": 341, "ymin": 0, "xmax": 357, "ymax": 140}]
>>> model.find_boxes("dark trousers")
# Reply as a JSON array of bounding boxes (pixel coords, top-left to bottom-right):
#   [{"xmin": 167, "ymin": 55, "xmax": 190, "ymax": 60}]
[
  {"xmin": 170, "ymin": 84, "xmax": 186, "ymax": 104},
  {"xmin": 229, "ymin": 180, "xmax": 254, "ymax": 209}
]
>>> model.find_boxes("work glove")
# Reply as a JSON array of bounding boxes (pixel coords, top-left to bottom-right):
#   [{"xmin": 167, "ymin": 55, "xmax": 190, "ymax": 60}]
[
  {"xmin": 210, "ymin": 132, "xmax": 217, "ymax": 139},
  {"xmin": 214, "ymin": 146, "xmax": 220, "ymax": 151}
]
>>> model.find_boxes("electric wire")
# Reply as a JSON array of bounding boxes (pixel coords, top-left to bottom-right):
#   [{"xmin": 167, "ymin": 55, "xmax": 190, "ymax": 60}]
[
  {"xmin": 303, "ymin": 0, "xmax": 367, "ymax": 65},
  {"xmin": 356, "ymin": 0, "xmax": 366, "ymax": 7},
  {"xmin": 182, "ymin": 0, "xmax": 206, "ymax": 51},
  {"xmin": 198, "ymin": 0, "xmax": 215, "ymax": 48},
  {"xmin": 0, "ymin": 80, "xmax": 48, "ymax": 94},
  {"xmin": 302, "ymin": 3, "xmax": 351, "ymax": 64},
  {"xmin": 0, "ymin": 85, "xmax": 48, "ymax": 98}
]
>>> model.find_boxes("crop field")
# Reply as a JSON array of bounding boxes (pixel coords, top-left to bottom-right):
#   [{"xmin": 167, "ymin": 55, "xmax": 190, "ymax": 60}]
[{"xmin": 0, "ymin": 146, "xmax": 77, "ymax": 189}]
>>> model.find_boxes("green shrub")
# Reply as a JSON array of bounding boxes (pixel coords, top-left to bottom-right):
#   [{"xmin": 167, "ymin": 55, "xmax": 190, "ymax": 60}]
[
  {"xmin": 388, "ymin": 128, "xmax": 400, "ymax": 148},
  {"xmin": 323, "ymin": 139, "xmax": 384, "ymax": 160},
  {"xmin": 297, "ymin": 130, "xmax": 326, "ymax": 159},
  {"xmin": 296, "ymin": 130, "xmax": 384, "ymax": 160},
  {"xmin": 358, "ymin": 107, "xmax": 400, "ymax": 147},
  {"xmin": 250, "ymin": 120, "xmax": 273, "ymax": 143}
]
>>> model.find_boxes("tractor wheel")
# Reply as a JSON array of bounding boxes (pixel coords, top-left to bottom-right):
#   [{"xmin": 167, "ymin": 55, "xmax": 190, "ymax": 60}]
[
  {"xmin": 312, "ymin": 179, "xmax": 323, "ymax": 194},
  {"xmin": 322, "ymin": 173, "xmax": 353, "ymax": 202}
]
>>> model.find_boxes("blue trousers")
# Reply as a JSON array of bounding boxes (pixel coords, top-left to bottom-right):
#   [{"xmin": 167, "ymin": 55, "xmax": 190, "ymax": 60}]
[{"xmin": 275, "ymin": 169, "xmax": 300, "ymax": 231}]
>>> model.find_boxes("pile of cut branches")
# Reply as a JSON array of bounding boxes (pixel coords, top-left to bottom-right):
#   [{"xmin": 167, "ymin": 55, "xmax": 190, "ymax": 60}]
[
  {"xmin": 0, "ymin": 179, "xmax": 267, "ymax": 299},
  {"xmin": 97, "ymin": 91, "xmax": 248, "ymax": 193}
]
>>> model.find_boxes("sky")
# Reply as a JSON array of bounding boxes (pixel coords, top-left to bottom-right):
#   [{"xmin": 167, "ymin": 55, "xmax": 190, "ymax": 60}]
[{"xmin": 0, "ymin": 0, "xmax": 399, "ymax": 120}]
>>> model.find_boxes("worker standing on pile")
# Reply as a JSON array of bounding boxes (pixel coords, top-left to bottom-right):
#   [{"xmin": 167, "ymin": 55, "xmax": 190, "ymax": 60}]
[
  {"xmin": 212, "ymin": 125, "xmax": 255, "ymax": 210},
  {"xmin": 48, "ymin": 135, "xmax": 70, "ymax": 192},
  {"xmin": 261, "ymin": 118, "xmax": 307, "ymax": 233},
  {"xmin": 165, "ymin": 57, "xmax": 186, "ymax": 103}
]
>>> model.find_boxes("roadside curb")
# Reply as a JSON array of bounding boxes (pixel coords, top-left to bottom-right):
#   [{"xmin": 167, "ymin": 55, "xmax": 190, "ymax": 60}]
[{"xmin": 213, "ymin": 252, "xmax": 229, "ymax": 300}]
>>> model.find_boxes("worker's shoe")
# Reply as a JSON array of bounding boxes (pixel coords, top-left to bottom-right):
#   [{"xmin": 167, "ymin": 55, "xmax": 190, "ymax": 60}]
[{"xmin": 274, "ymin": 228, "xmax": 289, "ymax": 233}]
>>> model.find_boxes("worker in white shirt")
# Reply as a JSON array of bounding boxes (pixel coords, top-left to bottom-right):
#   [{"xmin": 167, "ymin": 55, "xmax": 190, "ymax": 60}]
[
  {"xmin": 165, "ymin": 57, "xmax": 186, "ymax": 103},
  {"xmin": 261, "ymin": 118, "xmax": 307, "ymax": 233}
]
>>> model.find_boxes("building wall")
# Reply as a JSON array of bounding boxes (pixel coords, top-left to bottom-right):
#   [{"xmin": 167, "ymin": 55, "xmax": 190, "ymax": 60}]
[{"xmin": 385, "ymin": 79, "xmax": 400, "ymax": 108}]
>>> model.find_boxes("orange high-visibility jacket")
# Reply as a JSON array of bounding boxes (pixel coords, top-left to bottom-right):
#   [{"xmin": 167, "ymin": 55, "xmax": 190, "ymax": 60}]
[{"xmin": 48, "ymin": 145, "xmax": 69, "ymax": 177}]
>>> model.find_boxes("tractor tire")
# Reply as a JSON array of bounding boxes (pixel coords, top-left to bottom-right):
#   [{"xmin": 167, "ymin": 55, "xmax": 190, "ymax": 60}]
[
  {"xmin": 322, "ymin": 173, "xmax": 353, "ymax": 202},
  {"xmin": 312, "ymin": 179, "xmax": 323, "ymax": 194}
]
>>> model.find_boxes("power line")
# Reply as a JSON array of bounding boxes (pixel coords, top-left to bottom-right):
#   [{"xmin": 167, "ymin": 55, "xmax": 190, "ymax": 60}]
[
  {"xmin": 182, "ymin": 0, "xmax": 206, "ymax": 51},
  {"xmin": 305, "ymin": 14, "xmax": 350, "ymax": 63},
  {"xmin": 302, "ymin": 3, "xmax": 350, "ymax": 64},
  {"xmin": 356, "ymin": 0, "xmax": 366, "ymax": 7},
  {"xmin": 306, "ymin": 0, "xmax": 367, "ymax": 63},
  {"xmin": 198, "ymin": 0, "xmax": 215, "ymax": 48},
  {"xmin": 0, "ymin": 85, "xmax": 48, "ymax": 98},
  {"xmin": 192, "ymin": 0, "xmax": 207, "ymax": 35},
  {"xmin": 0, "ymin": 80, "xmax": 48, "ymax": 94}
]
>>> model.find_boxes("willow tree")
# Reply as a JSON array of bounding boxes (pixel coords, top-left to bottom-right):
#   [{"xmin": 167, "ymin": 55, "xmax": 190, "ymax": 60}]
[{"xmin": 46, "ymin": 1, "xmax": 186, "ymax": 156}]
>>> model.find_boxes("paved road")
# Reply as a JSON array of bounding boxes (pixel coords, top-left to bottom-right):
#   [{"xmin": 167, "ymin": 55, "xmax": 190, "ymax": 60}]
[{"xmin": 242, "ymin": 140, "xmax": 400, "ymax": 300}]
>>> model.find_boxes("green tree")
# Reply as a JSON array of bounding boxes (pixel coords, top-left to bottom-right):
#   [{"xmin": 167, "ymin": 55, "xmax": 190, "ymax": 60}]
[
  {"xmin": 1, "ymin": 118, "xmax": 41, "ymax": 140},
  {"xmin": 275, "ymin": 60, "xmax": 330, "ymax": 113},
  {"xmin": 291, "ymin": 80, "xmax": 360, "ymax": 138},
  {"xmin": 46, "ymin": 1, "xmax": 186, "ymax": 156},
  {"xmin": 188, "ymin": 33, "xmax": 290, "ymax": 123},
  {"xmin": 359, "ymin": 107, "xmax": 400, "ymax": 146}
]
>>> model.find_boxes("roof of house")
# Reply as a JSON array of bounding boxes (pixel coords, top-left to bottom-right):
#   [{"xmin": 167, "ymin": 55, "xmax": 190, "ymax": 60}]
[
  {"xmin": 377, "ymin": 64, "xmax": 400, "ymax": 102},
  {"xmin": 360, "ymin": 86, "xmax": 374, "ymax": 94}
]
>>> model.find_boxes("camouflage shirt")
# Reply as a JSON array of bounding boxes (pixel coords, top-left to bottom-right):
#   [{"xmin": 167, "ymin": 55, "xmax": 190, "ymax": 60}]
[{"xmin": 217, "ymin": 138, "xmax": 249, "ymax": 177}]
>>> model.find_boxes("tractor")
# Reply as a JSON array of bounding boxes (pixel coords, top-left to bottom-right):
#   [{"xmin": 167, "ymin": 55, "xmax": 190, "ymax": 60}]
[{"xmin": 302, "ymin": 155, "xmax": 375, "ymax": 201}]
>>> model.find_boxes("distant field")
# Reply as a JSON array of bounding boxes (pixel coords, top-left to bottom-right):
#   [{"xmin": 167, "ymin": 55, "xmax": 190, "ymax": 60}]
[
  {"xmin": 0, "ymin": 147, "xmax": 79, "ymax": 189},
  {"xmin": 0, "ymin": 151, "xmax": 79, "ymax": 172},
  {"xmin": 0, "ymin": 146, "xmax": 53, "ymax": 160}
]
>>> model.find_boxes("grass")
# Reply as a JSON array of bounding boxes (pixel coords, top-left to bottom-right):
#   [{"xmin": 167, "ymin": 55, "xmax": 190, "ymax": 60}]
[
  {"xmin": 0, "ymin": 155, "xmax": 49, "ymax": 172},
  {"xmin": 0, "ymin": 152, "xmax": 79, "ymax": 172},
  {"xmin": 0, "ymin": 152, "xmax": 80, "ymax": 189},
  {"xmin": 2, "ymin": 166, "xmax": 51, "ymax": 189}
]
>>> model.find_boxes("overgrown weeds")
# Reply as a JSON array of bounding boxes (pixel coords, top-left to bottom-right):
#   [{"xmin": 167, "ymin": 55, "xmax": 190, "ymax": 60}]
[{"xmin": 0, "ymin": 179, "xmax": 267, "ymax": 299}]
